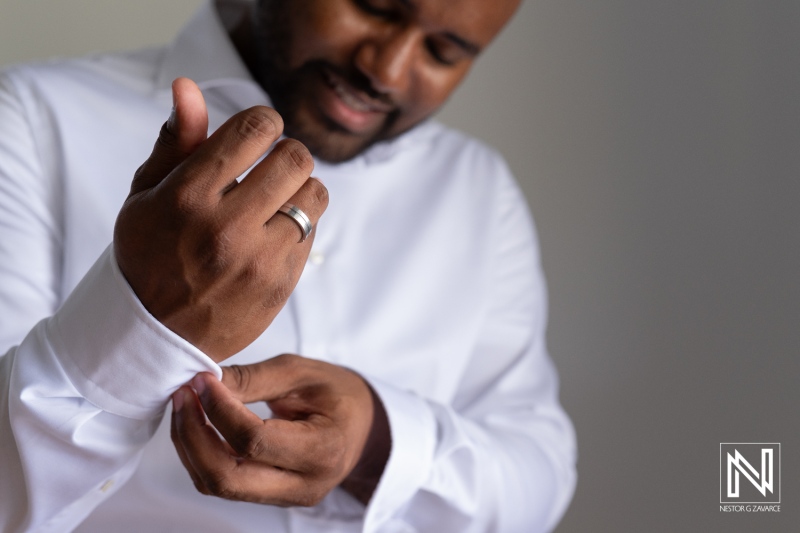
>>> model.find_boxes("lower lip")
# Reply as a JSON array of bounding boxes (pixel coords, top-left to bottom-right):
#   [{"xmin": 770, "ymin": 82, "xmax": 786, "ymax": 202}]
[{"xmin": 317, "ymin": 74, "xmax": 385, "ymax": 134}]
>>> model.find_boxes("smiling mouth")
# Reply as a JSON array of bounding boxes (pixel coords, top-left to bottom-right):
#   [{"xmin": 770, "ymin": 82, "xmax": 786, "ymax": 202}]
[{"xmin": 321, "ymin": 68, "xmax": 394, "ymax": 116}]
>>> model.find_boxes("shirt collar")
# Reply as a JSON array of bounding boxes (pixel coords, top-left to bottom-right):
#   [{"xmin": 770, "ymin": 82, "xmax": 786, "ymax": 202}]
[
  {"xmin": 154, "ymin": 0, "xmax": 435, "ymax": 164},
  {"xmin": 155, "ymin": 0, "xmax": 254, "ymax": 93}
]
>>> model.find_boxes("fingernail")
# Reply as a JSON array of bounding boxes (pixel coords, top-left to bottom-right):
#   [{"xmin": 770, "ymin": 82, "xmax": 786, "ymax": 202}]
[
  {"xmin": 172, "ymin": 388, "xmax": 185, "ymax": 412},
  {"xmin": 166, "ymin": 105, "xmax": 177, "ymax": 131},
  {"xmin": 192, "ymin": 374, "xmax": 207, "ymax": 397},
  {"xmin": 167, "ymin": 80, "xmax": 178, "ymax": 130}
]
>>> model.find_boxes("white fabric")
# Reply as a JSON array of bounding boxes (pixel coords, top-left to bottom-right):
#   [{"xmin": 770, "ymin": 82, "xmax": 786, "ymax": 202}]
[{"xmin": 0, "ymin": 1, "xmax": 577, "ymax": 531}]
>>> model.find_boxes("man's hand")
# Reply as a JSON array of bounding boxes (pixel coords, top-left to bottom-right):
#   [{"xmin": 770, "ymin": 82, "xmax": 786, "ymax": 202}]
[
  {"xmin": 113, "ymin": 78, "xmax": 328, "ymax": 362},
  {"xmin": 170, "ymin": 354, "xmax": 391, "ymax": 507}
]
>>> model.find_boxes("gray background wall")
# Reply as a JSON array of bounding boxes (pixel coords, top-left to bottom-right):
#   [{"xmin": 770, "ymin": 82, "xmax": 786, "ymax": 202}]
[{"xmin": 1, "ymin": 1, "xmax": 797, "ymax": 531}]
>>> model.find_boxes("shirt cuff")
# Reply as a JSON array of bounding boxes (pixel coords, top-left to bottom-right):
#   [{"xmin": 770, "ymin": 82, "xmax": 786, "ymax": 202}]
[
  {"xmin": 49, "ymin": 244, "xmax": 221, "ymax": 420},
  {"xmin": 362, "ymin": 376, "xmax": 438, "ymax": 531}
]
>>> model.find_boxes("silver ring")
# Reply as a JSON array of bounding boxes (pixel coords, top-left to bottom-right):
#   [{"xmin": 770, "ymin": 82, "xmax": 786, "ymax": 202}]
[{"xmin": 277, "ymin": 203, "xmax": 313, "ymax": 243}]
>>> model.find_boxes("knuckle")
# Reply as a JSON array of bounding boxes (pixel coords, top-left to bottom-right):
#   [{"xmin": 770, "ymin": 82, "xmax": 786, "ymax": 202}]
[
  {"xmin": 195, "ymin": 226, "xmax": 236, "ymax": 276},
  {"xmin": 260, "ymin": 106, "xmax": 284, "ymax": 134},
  {"xmin": 276, "ymin": 139, "xmax": 314, "ymax": 176},
  {"xmin": 316, "ymin": 436, "xmax": 347, "ymax": 476},
  {"xmin": 157, "ymin": 120, "xmax": 179, "ymax": 149},
  {"xmin": 272, "ymin": 353, "xmax": 301, "ymax": 368},
  {"xmin": 171, "ymin": 185, "xmax": 196, "ymax": 213},
  {"xmin": 234, "ymin": 257, "xmax": 262, "ymax": 285},
  {"xmin": 237, "ymin": 427, "xmax": 268, "ymax": 460},
  {"xmin": 225, "ymin": 364, "xmax": 251, "ymax": 394},
  {"xmin": 306, "ymin": 178, "xmax": 329, "ymax": 210},
  {"xmin": 203, "ymin": 471, "xmax": 237, "ymax": 499},
  {"xmin": 192, "ymin": 479, "xmax": 211, "ymax": 496},
  {"xmin": 293, "ymin": 486, "xmax": 327, "ymax": 508},
  {"xmin": 131, "ymin": 163, "xmax": 147, "ymax": 186},
  {"xmin": 164, "ymin": 162, "xmax": 221, "ymax": 213},
  {"xmin": 262, "ymin": 278, "xmax": 292, "ymax": 310},
  {"xmin": 309, "ymin": 486, "xmax": 330, "ymax": 507},
  {"xmin": 236, "ymin": 107, "xmax": 282, "ymax": 145}
]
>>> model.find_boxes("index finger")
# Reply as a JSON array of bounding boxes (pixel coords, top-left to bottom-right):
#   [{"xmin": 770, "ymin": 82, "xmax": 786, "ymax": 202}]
[
  {"xmin": 173, "ymin": 386, "xmax": 313, "ymax": 506},
  {"xmin": 165, "ymin": 105, "xmax": 284, "ymax": 199},
  {"xmin": 193, "ymin": 372, "xmax": 339, "ymax": 473}
]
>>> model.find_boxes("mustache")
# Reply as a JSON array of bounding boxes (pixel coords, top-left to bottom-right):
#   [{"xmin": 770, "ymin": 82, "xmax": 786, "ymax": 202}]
[{"xmin": 315, "ymin": 61, "xmax": 396, "ymax": 109}]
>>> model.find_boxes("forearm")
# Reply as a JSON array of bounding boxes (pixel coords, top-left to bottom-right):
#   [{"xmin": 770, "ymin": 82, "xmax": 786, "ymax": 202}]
[
  {"xmin": 0, "ymin": 335, "xmax": 151, "ymax": 533},
  {"xmin": 340, "ymin": 384, "xmax": 391, "ymax": 505},
  {"xmin": 361, "ymin": 372, "xmax": 576, "ymax": 533},
  {"xmin": 0, "ymin": 248, "xmax": 221, "ymax": 532},
  {"xmin": 414, "ymin": 400, "xmax": 574, "ymax": 532}
]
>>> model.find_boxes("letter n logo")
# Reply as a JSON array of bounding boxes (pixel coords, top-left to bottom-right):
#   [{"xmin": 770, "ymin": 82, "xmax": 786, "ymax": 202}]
[{"xmin": 720, "ymin": 443, "xmax": 780, "ymax": 504}]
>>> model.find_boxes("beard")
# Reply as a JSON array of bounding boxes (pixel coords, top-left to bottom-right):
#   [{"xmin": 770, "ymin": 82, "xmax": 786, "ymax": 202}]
[{"xmin": 250, "ymin": 2, "xmax": 402, "ymax": 163}]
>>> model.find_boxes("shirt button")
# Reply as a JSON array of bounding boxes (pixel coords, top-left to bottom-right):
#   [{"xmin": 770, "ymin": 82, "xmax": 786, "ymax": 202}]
[{"xmin": 309, "ymin": 251, "xmax": 325, "ymax": 265}]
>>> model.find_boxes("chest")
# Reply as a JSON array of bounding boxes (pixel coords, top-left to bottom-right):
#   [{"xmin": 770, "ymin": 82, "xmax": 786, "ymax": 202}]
[{"xmin": 53, "ymin": 92, "xmax": 491, "ymax": 403}]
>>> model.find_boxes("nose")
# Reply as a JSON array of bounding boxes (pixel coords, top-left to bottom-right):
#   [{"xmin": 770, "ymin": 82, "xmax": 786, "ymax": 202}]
[{"xmin": 354, "ymin": 28, "xmax": 419, "ymax": 96}]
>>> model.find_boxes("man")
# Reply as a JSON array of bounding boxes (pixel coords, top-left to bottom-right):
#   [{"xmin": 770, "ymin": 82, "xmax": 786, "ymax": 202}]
[{"xmin": 0, "ymin": 0, "xmax": 576, "ymax": 531}]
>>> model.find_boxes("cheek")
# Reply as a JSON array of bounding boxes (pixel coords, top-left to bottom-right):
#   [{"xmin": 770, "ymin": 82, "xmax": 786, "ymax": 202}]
[
  {"xmin": 398, "ymin": 67, "xmax": 470, "ymax": 127},
  {"xmin": 284, "ymin": 0, "xmax": 373, "ymax": 66}
]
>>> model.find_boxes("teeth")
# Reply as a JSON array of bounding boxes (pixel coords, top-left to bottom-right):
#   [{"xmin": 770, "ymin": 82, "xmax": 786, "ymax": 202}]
[
  {"xmin": 333, "ymin": 82, "xmax": 372, "ymax": 112},
  {"xmin": 331, "ymin": 78, "xmax": 375, "ymax": 112}
]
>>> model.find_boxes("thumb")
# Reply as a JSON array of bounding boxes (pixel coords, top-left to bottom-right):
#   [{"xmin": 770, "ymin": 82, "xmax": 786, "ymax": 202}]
[
  {"xmin": 191, "ymin": 372, "xmax": 263, "ymax": 447},
  {"xmin": 221, "ymin": 363, "xmax": 266, "ymax": 404},
  {"xmin": 221, "ymin": 358, "xmax": 303, "ymax": 404},
  {"xmin": 130, "ymin": 77, "xmax": 208, "ymax": 194}
]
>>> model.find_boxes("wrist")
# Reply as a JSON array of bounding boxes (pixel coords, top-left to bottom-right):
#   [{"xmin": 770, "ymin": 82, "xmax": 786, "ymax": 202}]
[{"xmin": 341, "ymin": 384, "xmax": 391, "ymax": 505}]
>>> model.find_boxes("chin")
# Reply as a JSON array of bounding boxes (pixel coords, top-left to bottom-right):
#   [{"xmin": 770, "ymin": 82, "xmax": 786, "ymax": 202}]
[
  {"xmin": 291, "ymin": 128, "xmax": 370, "ymax": 163},
  {"xmin": 284, "ymin": 113, "xmax": 383, "ymax": 164}
]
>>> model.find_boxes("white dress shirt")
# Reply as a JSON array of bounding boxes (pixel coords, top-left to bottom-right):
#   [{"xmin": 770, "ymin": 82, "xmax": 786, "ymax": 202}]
[{"xmin": 0, "ymin": 1, "xmax": 576, "ymax": 531}]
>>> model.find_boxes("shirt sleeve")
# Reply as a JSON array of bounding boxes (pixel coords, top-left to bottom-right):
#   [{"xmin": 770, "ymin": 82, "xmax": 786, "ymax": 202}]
[
  {"xmin": 0, "ymin": 71, "xmax": 221, "ymax": 533},
  {"xmin": 361, "ymin": 162, "xmax": 577, "ymax": 532}
]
